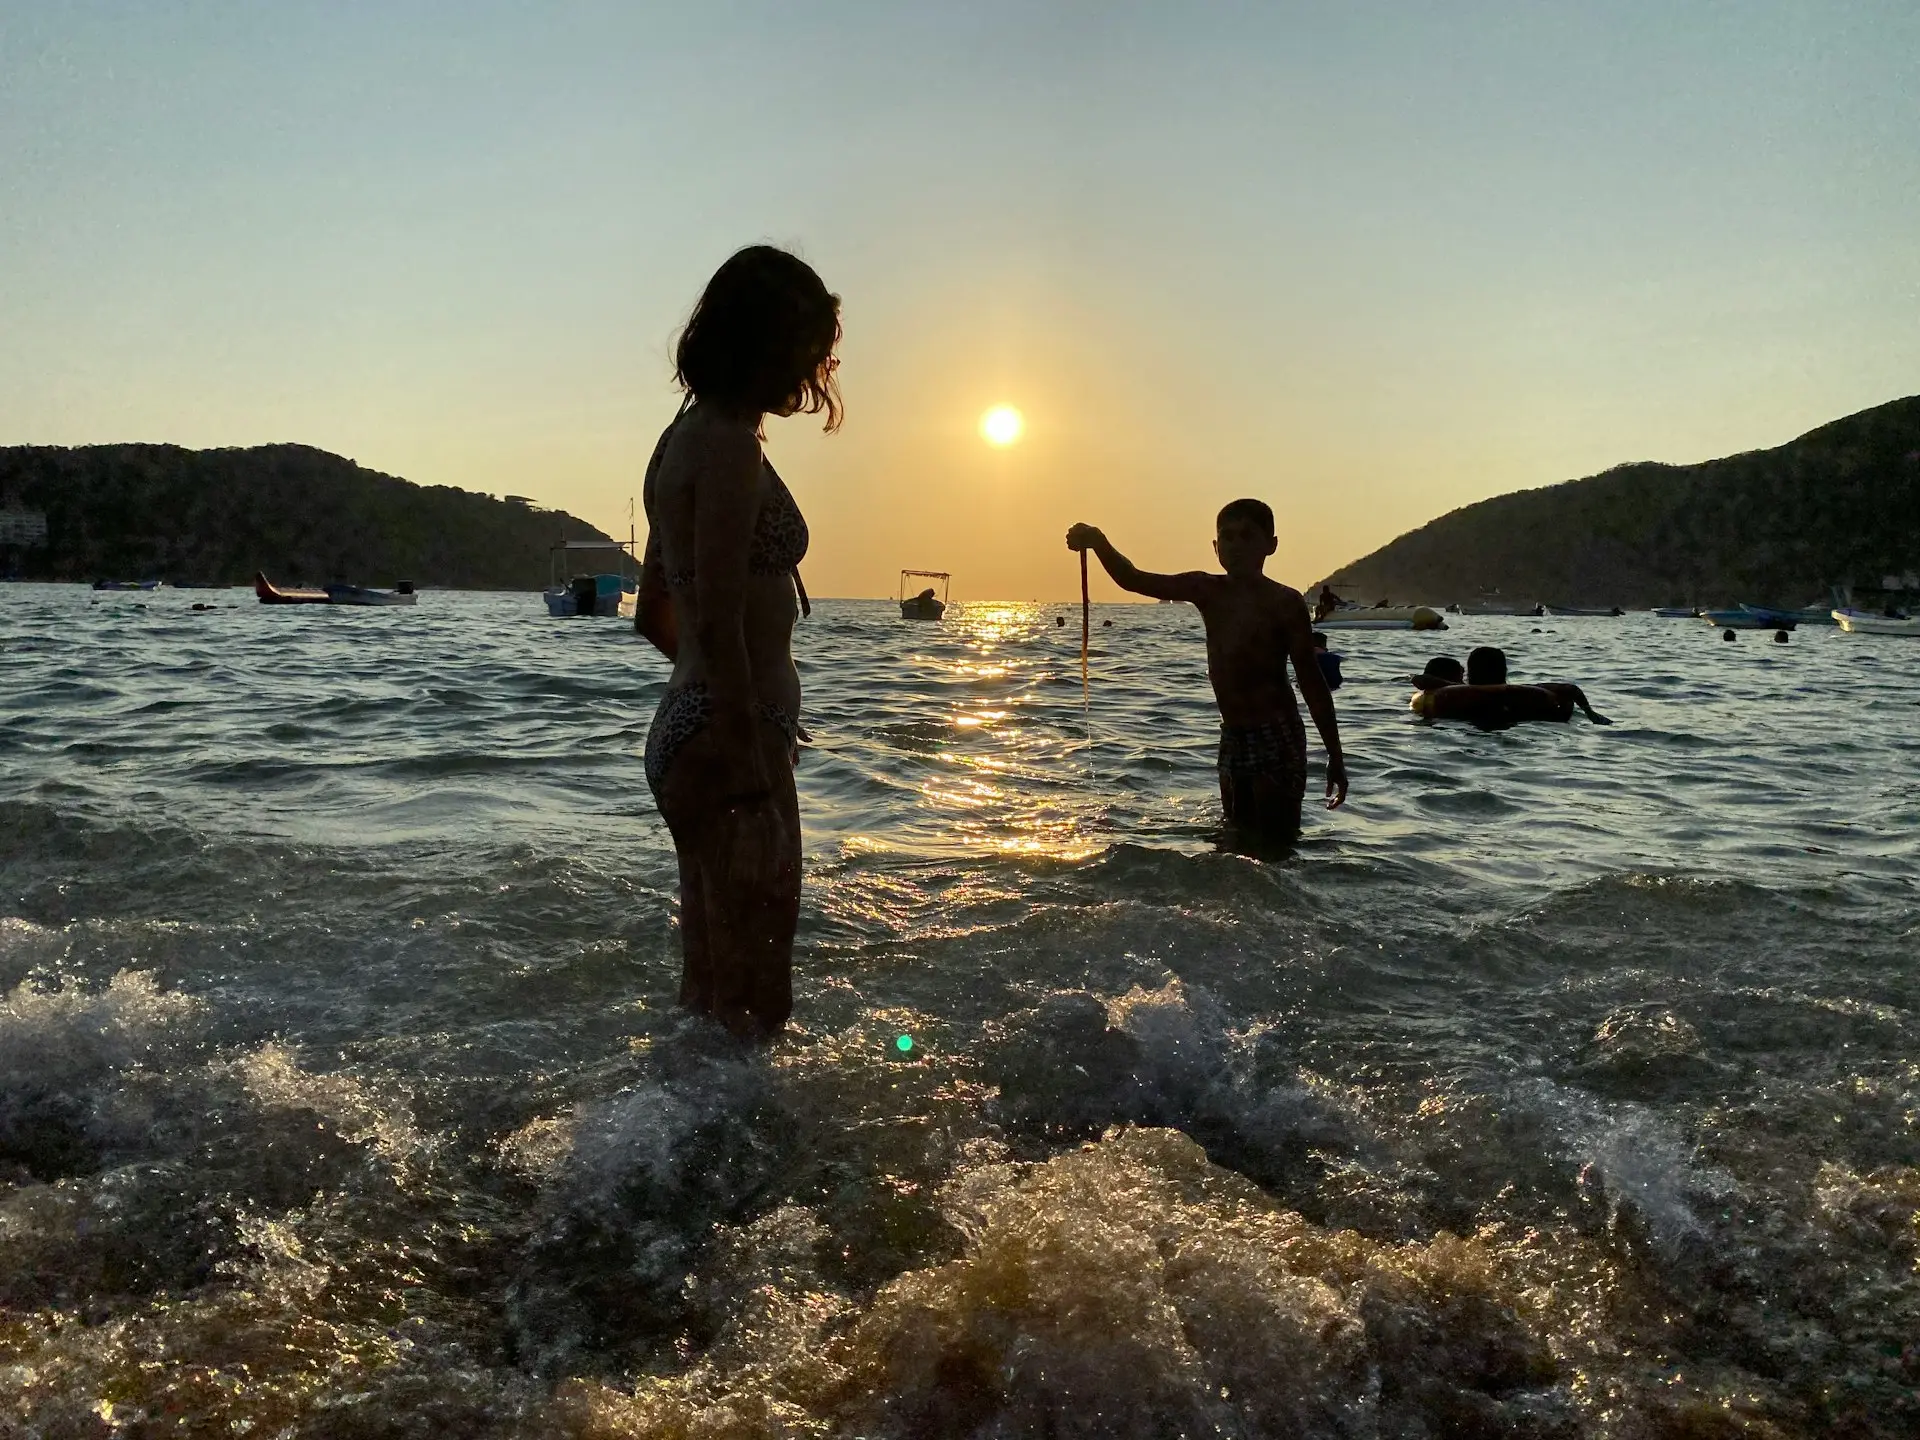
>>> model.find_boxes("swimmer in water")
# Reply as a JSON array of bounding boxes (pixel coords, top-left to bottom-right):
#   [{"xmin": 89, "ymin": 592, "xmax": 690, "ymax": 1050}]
[
  {"xmin": 1312, "ymin": 632, "xmax": 1344, "ymax": 692},
  {"xmin": 1406, "ymin": 655, "xmax": 1465, "ymax": 692},
  {"xmin": 1465, "ymin": 647, "xmax": 1611, "ymax": 724},
  {"xmin": 1408, "ymin": 648, "xmax": 1608, "ymax": 729}
]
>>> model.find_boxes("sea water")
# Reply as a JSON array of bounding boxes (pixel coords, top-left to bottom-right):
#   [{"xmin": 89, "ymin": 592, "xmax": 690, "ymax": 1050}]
[{"xmin": 1, "ymin": 585, "xmax": 1915, "ymax": 1437}]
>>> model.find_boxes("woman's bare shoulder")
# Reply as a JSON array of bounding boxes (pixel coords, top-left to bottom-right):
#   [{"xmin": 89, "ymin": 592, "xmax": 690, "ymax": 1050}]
[{"xmin": 660, "ymin": 407, "xmax": 763, "ymax": 484}]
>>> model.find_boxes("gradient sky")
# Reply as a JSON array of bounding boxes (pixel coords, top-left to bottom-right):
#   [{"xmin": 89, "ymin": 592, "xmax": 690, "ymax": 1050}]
[{"xmin": 4, "ymin": 1, "xmax": 1917, "ymax": 599}]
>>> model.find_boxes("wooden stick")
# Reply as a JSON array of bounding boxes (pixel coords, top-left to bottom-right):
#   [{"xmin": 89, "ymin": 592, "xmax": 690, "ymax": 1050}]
[{"xmin": 1080, "ymin": 550, "xmax": 1090, "ymax": 700}]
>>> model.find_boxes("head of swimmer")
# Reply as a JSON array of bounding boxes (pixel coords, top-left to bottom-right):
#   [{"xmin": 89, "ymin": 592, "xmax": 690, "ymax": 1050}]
[
  {"xmin": 1412, "ymin": 656, "xmax": 1465, "ymax": 691},
  {"xmin": 1466, "ymin": 646, "xmax": 1508, "ymax": 685},
  {"xmin": 1213, "ymin": 499, "xmax": 1277, "ymax": 578},
  {"xmin": 676, "ymin": 245, "xmax": 843, "ymax": 431}
]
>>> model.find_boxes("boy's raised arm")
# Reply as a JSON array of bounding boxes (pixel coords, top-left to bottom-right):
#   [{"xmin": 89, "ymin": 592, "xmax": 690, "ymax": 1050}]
[{"xmin": 1065, "ymin": 524, "xmax": 1210, "ymax": 603}]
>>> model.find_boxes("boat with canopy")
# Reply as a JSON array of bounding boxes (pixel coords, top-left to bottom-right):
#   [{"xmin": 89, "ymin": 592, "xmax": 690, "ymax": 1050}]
[{"xmin": 899, "ymin": 570, "xmax": 950, "ymax": 620}]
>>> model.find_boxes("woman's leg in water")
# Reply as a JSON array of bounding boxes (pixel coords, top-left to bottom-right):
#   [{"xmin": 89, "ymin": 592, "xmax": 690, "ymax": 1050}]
[
  {"xmin": 659, "ymin": 722, "xmax": 799, "ymax": 1039},
  {"xmin": 669, "ymin": 837, "xmax": 713, "ymax": 1012}
]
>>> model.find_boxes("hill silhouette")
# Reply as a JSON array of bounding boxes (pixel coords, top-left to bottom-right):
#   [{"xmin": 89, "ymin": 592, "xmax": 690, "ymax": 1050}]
[
  {"xmin": 1319, "ymin": 395, "xmax": 1920, "ymax": 609},
  {"xmin": 0, "ymin": 443, "xmax": 614, "ymax": 588}
]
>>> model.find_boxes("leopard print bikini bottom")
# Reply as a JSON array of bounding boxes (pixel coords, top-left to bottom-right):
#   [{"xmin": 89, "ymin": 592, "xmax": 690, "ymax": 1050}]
[{"xmin": 644, "ymin": 683, "xmax": 799, "ymax": 795}]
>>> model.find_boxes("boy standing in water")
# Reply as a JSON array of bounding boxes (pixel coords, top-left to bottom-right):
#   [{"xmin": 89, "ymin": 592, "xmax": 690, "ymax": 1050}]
[{"xmin": 1067, "ymin": 500, "xmax": 1348, "ymax": 842}]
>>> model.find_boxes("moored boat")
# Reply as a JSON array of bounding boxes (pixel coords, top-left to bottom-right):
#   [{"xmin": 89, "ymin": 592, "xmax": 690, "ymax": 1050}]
[
  {"xmin": 1834, "ymin": 608, "xmax": 1920, "ymax": 636},
  {"xmin": 1652, "ymin": 606, "xmax": 1700, "ymax": 618},
  {"xmin": 545, "ymin": 572, "xmax": 638, "ymax": 618},
  {"xmin": 899, "ymin": 569, "xmax": 950, "ymax": 620},
  {"xmin": 1545, "ymin": 604, "xmax": 1624, "ymax": 617},
  {"xmin": 254, "ymin": 573, "xmax": 332, "ymax": 605},
  {"xmin": 543, "ymin": 538, "xmax": 641, "ymax": 618},
  {"xmin": 325, "ymin": 582, "xmax": 416, "ymax": 607},
  {"xmin": 1456, "ymin": 602, "xmax": 1543, "ymax": 617},
  {"xmin": 255, "ymin": 573, "xmax": 415, "ymax": 606},
  {"xmin": 1318, "ymin": 605, "xmax": 1447, "ymax": 631},
  {"xmin": 1700, "ymin": 607, "xmax": 1793, "ymax": 631}
]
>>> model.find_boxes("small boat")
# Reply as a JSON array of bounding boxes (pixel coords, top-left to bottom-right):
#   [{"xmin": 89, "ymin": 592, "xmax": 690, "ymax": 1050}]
[
  {"xmin": 254, "ymin": 573, "xmax": 332, "ymax": 605},
  {"xmin": 1700, "ymin": 608, "xmax": 1794, "ymax": 631},
  {"xmin": 1545, "ymin": 604, "xmax": 1624, "ymax": 617},
  {"xmin": 545, "ymin": 572, "xmax": 638, "ymax": 618},
  {"xmin": 255, "ymin": 573, "xmax": 415, "ymax": 606},
  {"xmin": 91, "ymin": 579, "xmax": 164, "ymax": 592},
  {"xmin": 1834, "ymin": 608, "xmax": 1920, "ymax": 636},
  {"xmin": 1317, "ymin": 605, "xmax": 1447, "ymax": 632},
  {"xmin": 544, "ymin": 538, "xmax": 641, "ymax": 618},
  {"xmin": 899, "ymin": 569, "xmax": 950, "ymax": 620},
  {"xmin": 1652, "ymin": 607, "xmax": 1700, "ymax": 618},
  {"xmin": 325, "ymin": 582, "xmax": 416, "ymax": 607},
  {"xmin": 1763, "ymin": 604, "xmax": 1838, "ymax": 625},
  {"xmin": 1456, "ymin": 602, "xmax": 1543, "ymax": 617}
]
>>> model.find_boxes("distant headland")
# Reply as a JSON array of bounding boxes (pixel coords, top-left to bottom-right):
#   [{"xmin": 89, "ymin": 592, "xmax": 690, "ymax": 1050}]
[
  {"xmin": 1319, "ymin": 395, "xmax": 1920, "ymax": 609},
  {"xmin": 0, "ymin": 443, "xmax": 611, "ymax": 588}
]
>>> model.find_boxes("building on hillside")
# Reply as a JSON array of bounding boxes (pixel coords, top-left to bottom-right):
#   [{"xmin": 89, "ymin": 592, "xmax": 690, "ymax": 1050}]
[{"xmin": 504, "ymin": 495, "xmax": 537, "ymax": 507}]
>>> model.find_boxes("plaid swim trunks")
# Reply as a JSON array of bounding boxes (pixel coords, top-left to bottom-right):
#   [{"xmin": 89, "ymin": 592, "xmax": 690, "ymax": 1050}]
[{"xmin": 1217, "ymin": 707, "xmax": 1307, "ymax": 832}]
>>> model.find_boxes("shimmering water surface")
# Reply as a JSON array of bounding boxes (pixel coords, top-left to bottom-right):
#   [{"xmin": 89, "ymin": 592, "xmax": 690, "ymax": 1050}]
[{"xmin": 2, "ymin": 584, "xmax": 1916, "ymax": 1437}]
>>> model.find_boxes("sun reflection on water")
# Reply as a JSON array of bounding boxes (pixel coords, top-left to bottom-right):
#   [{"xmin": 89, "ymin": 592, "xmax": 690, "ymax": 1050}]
[{"xmin": 865, "ymin": 601, "xmax": 1106, "ymax": 859}]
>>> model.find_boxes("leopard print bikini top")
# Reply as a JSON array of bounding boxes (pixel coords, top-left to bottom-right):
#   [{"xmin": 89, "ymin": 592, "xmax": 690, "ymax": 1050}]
[{"xmin": 646, "ymin": 406, "xmax": 809, "ymax": 601}]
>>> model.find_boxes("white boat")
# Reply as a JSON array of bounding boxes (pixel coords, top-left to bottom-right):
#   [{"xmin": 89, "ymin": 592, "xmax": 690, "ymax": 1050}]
[
  {"xmin": 899, "ymin": 569, "xmax": 950, "ymax": 620},
  {"xmin": 1834, "ymin": 609, "xmax": 1920, "ymax": 636},
  {"xmin": 1317, "ymin": 605, "xmax": 1447, "ymax": 632}
]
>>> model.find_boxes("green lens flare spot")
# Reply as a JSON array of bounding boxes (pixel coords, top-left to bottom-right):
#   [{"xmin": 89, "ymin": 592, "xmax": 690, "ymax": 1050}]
[{"xmin": 895, "ymin": 1034, "xmax": 914, "ymax": 1053}]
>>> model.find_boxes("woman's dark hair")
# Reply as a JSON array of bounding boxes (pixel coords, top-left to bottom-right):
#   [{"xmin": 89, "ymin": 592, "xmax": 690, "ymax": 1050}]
[{"xmin": 675, "ymin": 246, "xmax": 842, "ymax": 431}]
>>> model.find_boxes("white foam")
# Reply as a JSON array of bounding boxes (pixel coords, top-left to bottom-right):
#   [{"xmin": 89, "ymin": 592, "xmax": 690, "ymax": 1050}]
[
  {"xmin": 0, "ymin": 970, "xmax": 203, "ymax": 1089},
  {"xmin": 236, "ymin": 1044, "xmax": 425, "ymax": 1167}
]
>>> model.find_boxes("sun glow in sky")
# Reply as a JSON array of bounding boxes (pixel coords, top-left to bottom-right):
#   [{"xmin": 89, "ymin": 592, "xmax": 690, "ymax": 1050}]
[
  {"xmin": 980, "ymin": 406, "xmax": 1024, "ymax": 448},
  {"xmin": 3, "ymin": 3, "xmax": 1917, "ymax": 600}
]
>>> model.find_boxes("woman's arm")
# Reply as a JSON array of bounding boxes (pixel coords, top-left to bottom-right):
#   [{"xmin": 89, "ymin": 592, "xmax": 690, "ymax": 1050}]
[
  {"xmin": 1284, "ymin": 599, "xmax": 1349, "ymax": 808},
  {"xmin": 636, "ymin": 420, "xmax": 681, "ymax": 658},
  {"xmin": 636, "ymin": 522, "xmax": 676, "ymax": 659},
  {"xmin": 691, "ymin": 424, "xmax": 773, "ymax": 797},
  {"xmin": 1066, "ymin": 524, "xmax": 1211, "ymax": 603}
]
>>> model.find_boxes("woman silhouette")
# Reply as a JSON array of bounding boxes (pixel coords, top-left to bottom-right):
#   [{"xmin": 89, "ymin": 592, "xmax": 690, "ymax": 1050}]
[{"xmin": 635, "ymin": 246, "xmax": 841, "ymax": 1039}]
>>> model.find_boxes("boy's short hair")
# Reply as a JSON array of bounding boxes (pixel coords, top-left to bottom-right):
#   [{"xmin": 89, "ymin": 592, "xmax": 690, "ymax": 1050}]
[
  {"xmin": 1216, "ymin": 498, "xmax": 1275, "ymax": 537},
  {"xmin": 1466, "ymin": 646, "xmax": 1508, "ymax": 684}
]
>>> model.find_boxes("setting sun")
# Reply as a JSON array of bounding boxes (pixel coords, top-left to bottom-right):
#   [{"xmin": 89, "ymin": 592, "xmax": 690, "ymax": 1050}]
[{"xmin": 979, "ymin": 404, "xmax": 1025, "ymax": 447}]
